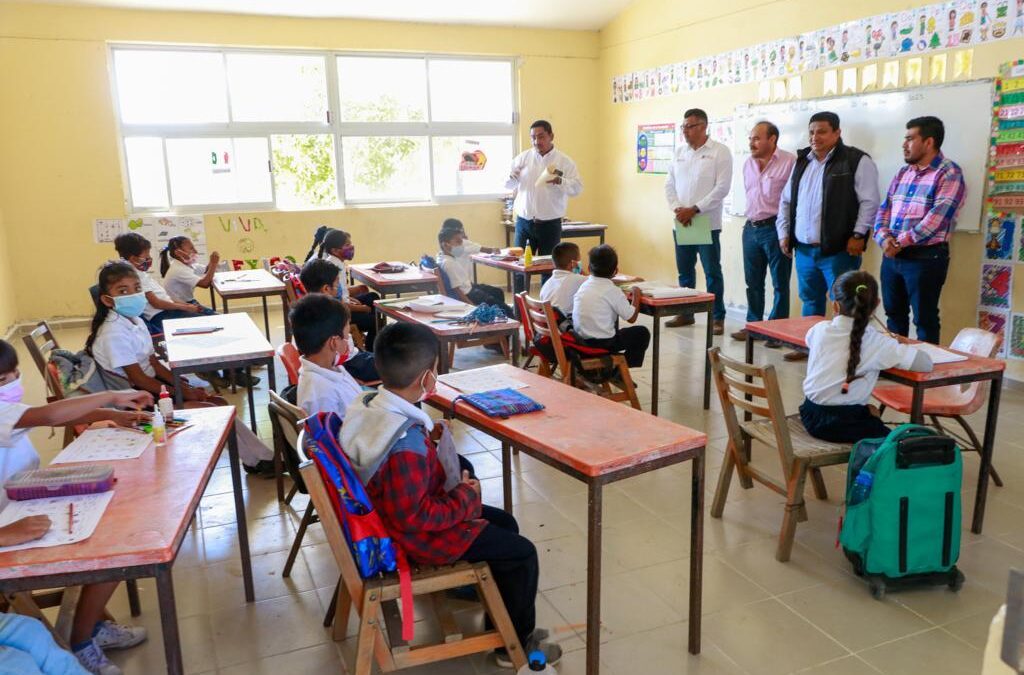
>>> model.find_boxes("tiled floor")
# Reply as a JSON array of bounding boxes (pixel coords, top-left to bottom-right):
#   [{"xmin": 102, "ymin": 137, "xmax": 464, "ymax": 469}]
[{"xmin": 14, "ymin": 303, "xmax": 1024, "ymax": 675}]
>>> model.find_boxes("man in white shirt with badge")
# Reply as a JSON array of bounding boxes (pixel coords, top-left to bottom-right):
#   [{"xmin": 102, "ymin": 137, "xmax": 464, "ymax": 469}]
[
  {"xmin": 663, "ymin": 108, "xmax": 733, "ymax": 334},
  {"xmin": 505, "ymin": 120, "xmax": 583, "ymax": 293}
]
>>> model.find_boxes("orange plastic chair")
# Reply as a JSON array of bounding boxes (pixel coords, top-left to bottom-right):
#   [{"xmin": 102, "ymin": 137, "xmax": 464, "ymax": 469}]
[
  {"xmin": 872, "ymin": 328, "xmax": 1004, "ymax": 487},
  {"xmin": 277, "ymin": 343, "xmax": 302, "ymax": 387}
]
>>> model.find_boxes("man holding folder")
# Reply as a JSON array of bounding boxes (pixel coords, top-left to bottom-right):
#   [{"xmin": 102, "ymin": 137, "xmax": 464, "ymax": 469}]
[{"xmin": 664, "ymin": 108, "xmax": 732, "ymax": 334}]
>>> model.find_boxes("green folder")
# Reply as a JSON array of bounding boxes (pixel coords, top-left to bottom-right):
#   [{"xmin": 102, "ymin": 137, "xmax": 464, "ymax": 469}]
[{"xmin": 674, "ymin": 213, "xmax": 712, "ymax": 246}]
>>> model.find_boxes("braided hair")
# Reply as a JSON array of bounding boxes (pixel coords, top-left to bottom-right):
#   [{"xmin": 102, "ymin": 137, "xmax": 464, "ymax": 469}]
[
  {"xmin": 832, "ymin": 270, "xmax": 880, "ymax": 394},
  {"xmin": 303, "ymin": 226, "xmax": 332, "ymax": 262},
  {"xmin": 159, "ymin": 236, "xmax": 190, "ymax": 277}
]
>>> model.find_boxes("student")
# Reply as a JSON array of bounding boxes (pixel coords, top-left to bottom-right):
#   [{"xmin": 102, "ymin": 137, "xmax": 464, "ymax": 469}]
[
  {"xmin": 0, "ymin": 339, "xmax": 152, "ymax": 675},
  {"xmin": 0, "ymin": 612, "xmax": 93, "ymax": 675},
  {"xmin": 539, "ymin": 241, "xmax": 586, "ymax": 317},
  {"xmin": 440, "ymin": 217, "xmax": 500, "ymax": 256},
  {"xmin": 114, "ymin": 232, "xmax": 210, "ymax": 334},
  {"xmin": 340, "ymin": 323, "xmax": 559, "ymax": 668},
  {"xmin": 290, "ymin": 294, "xmax": 362, "ymax": 420},
  {"xmin": 299, "ymin": 259, "xmax": 380, "ymax": 383},
  {"xmin": 85, "ymin": 261, "xmax": 275, "ymax": 475},
  {"xmin": 571, "ymin": 244, "xmax": 650, "ymax": 368},
  {"xmin": 311, "ymin": 228, "xmax": 380, "ymax": 347},
  {"xmin": 437, "ymin": 227, "xmax": 515, "ymax": 319},
  {"xmin": 800, "ymin": 271, "xmax": 933, "ymax": 443}
]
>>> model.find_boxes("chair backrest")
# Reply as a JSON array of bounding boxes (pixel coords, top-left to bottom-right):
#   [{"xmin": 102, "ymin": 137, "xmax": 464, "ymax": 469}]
[
  {"xmin": 518, "ymin": 293, "xmax": 571, "ymax": 382},
  {"xmin": 276, "ymin": 343, "xmax": 302, "ymax": 387},
  {"xmin": 708, "ymin": 347, "xmax": 797, "ymax": 470},
  {"xmin": 21, "ymin": 323, "xmax": 63, "ymax": 402},
  {"xmin": 418, "ymin": 263, "xmax": 449, "ymax": 297},
  {"xmin": 268, "ymin": 390, "xmax": 309, "ymax": 492},
  {"xmin": 944, "ymin": 327, "xmax": 1004, "ymax": 412}
]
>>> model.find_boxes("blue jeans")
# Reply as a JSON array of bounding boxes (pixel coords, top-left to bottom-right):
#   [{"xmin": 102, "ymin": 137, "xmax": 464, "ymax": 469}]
[
  {"xmin": 794, "ymin": 244, "xmax": 861, "ymax": 316},
  {"xmin": 674, "ymin": 229, "xmax": 725, "ymax": 320},
  {"xmin": 742, "ymin": 221, "xmax": 792, "ymax": 321},
  {"xmin": 880, "ymin": 246, "xmax": 949, "ymax": 344},
  {"xmin": 514, "ymin": 216, "xmax": 562, "ymax": 291}
]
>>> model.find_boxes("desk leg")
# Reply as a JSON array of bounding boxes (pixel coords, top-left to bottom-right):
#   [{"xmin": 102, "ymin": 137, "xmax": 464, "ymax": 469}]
[
  {"xmin": 651, "ymin": 312, "xmax": 661, "ymax": 416},
  {"xmin": 599, "ymin": 232, "xmax": 605, "ymax": 245},
  {"xmin": 910, "ymin": 386, "xmax": 925, "ymax": 424},
  {"xmin": 511, "ymin": 330, "xmax": 520, "ymax": 368},
  {"xmin": 209, "ymin": 287, "xmax": 216, "ymax": 312},
  {"xmin": 227, "ymin": 424, "xmax": 255, "ymax": 602},
  {"xmin": 501, "ymin": 443, "xmax": 512, "ymax": 513},
  {"xmin": 261, "ymin": 296, "xmax": 271, "ymax": 341},
  {"xmin": 703, "ymin": 303, "xmax": 713, "ymax": 410},
  {"xmin": 438, "ymin": 340, "xmax": 451, "ymax": 376},
  {"xmin": 127, "ymin": 579, "xmax": 141, "ymax": 617},
  {"xmin": 268, "ymin": 357, "xmax": 278, "ymax": 394},
  {"xmin": 972, "ymin": 374, "xmax": 1003, "ymax": 534},
  {"xmin": 245, "ymin": 367, "xmax": 258, "ymax": 434},
  {"xmin": 689, "ymin": 451, "xmax": 705, "ymax": 655},
  {"xmin": 281, "ymin": 292, "xmax": 293, "ymax": 343},
  {"xmin": 155, "ymin": 565, "xmax": 183, "ymax": 675},
  {"xmin": 172, "ymin": 370, "xmax": 184, "ymax": 407},
  {"xmin": 585, "ymin": 481, "xmax": 603, "ymax": 675},
  {"xmin": 223, "ymin": 298, "xmax": 229, "ymax": 314}
]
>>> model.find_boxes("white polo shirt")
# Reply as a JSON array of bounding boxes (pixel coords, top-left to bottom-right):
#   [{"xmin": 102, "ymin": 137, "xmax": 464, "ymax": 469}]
[
  {"xmin": 572, "ymin": 276, "xmax": 634, "ymax": 340},
  {"xmin": 297, "ymin": 356, "xmax": 363, "ymax": 421},
  {"xmin": 540, "ymin": 269, "xmax": 586, "ymax": 316},
  {"xmin": 437, "ymin": 251, "xmax": 472, "ymax": 295},
  {"xmin": 0, "ymin": 401, "xmax": 42, "ymax": 510},
  {"xmin": 663, "ymin": 138, "xmax": 733, "ymax": 232},
  {"xmin": 162, "ymin": 258, "xmax": 203, "ymax": 304},
  {"xmin": 803, "ymin": 315, "xmax": 921, "ymax": 406},
  {"xmin": 324, "ymin": 254, "xmax": 350, "ymax": 301},
  {"xmin": 91, "ymin": 313, "xmax": 157, "ymax": 378},
  {"xmin": 131, "ymin": 265, "xmax": 174, "ymax": 320}
]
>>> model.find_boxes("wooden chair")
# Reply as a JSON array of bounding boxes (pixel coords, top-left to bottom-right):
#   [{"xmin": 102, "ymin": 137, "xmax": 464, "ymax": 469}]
[
  {"xmin": 268, "ymin": 391, "xmax": 313, "ymax": 569},
  {"xmin": 419, "ymin": 264, "xmax": 511, "ymax": 368},
  {"xmin": 517, "ymin": 292, "xmax": 640, "ymax": 410},
  {"xmin": 22, "ymin": 322, "xmax": 77, "ymax": 447},
  {"xmin": 299, "ymin": 458, "xmax": 526, "ymax": 673},
  {"xmin": 873, "ymin": 328, "xmax": 1005, "ymax": 487},
  {"xmin": 708, "ymin": 347, "xmax": 852, "ymax": 562}
]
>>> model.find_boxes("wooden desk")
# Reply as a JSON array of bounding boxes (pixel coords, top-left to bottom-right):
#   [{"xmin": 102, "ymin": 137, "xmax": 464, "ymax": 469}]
[
  {"xmin": 210, "ymin": 269, "xmax": 290, "ymax": 342},
  {"xmin": 374, "ymin": 297, "xmax": 520, "ymax": 375},
  {"xmin": 165, "ymin": 313, "xmax": 276, "ymax": 433},
  {"xmin": 428, "ymin": 365, "xmax": 706, "ymax": 674},
  {"xmin": 0, "ymin": 407, "xmax": 254, "ymax": 675},
  {"xmin": 348, "ymin": 262, "xmax": 439, "ymax": 297},
  {"xmin": 471, "ymin": 253, "xmax": 554, "ymax": 295},
  {"xmin": 745, "ymin": 317, "xmax": 1005, "ymax": 534}
]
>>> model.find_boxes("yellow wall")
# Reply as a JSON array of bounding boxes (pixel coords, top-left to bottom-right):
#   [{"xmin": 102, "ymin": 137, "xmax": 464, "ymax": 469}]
[
  {"xmin": 597, "ymin": 0, "xmax": 1024, "ymax": 375},
  {"xmin": 0, "ymin": 207, "xmax": 16, "ymax": 335},
  {"xmin": 0, "ymin": 3, "xmax": 599, "ymax": 324}
]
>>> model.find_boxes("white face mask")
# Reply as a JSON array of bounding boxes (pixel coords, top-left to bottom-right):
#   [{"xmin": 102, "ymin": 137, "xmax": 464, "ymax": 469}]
[
  {"xmin": 417, "ymin": 371, "xmax": 437, "ymax": 403},
  {"xmin": 449, "ymin": 245, "xmax": 465, "ymax": 258},
  {"xmin": 0, "ymin": 376, "xmax": 24, "ymax": 404}
]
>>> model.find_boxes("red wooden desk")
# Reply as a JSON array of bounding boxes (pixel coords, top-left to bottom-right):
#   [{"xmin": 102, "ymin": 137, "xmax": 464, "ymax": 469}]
[
  {"xmin": 428, "ymin": 365, "xmax": 706, "ymax": 674},
  {"xmin": 501, "ymin": 222, "xmax": 608, "ymax": 290},
  {"xmin": 638, "ymin": 292, "xmax": 716, "ymax": 415},
  {"xmin": 471, "ymin": 253, "xmax": 554, "ymax": 294},
  {"xmin": 0, "ymin": 407, "xmax": 254, "ymax": 675},
  {"xmin": 348, "ymin": 262, "xmax": 439, "ymax": 298},
  {"xmin": 745, "ymin": 317, "xmax": 1006, "ymax": 534},
  {"xmin": 374, "ymin": 297, "xmax": 521, "ymax": 375}
]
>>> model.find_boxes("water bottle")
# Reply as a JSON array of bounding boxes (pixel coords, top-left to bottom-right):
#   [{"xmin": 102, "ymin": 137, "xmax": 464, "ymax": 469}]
[
  {"xmin": 517, "ymin": 650, "xmax": 556, "ymax": 674},
  {"xmin": 848, "ymin": 470, "xmax": 874, "ymax": 506}
]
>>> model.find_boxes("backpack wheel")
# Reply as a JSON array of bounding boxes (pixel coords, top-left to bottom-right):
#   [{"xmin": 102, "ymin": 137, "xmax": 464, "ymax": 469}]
[
  {"xmin": 948, "ymin": 569, "xmax": 965, "ymax": 592},
  {"xmin": 869, "ymin": 578, "xmax": 886, "ymax": 600}
]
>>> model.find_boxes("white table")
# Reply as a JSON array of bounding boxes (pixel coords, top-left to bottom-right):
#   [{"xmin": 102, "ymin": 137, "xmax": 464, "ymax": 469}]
[
  {"xmin": 210, "ymin": 269, "xmax": 289, "ymax": 342},
  {"xmin": 164, "ymin": 313, "xmax": 275, "ymax": 433}
]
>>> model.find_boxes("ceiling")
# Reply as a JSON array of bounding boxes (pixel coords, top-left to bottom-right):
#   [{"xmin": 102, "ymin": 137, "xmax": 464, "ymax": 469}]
[{"xmin": 14, "ymin": 0, "xmax": 634, "ymax": 30}]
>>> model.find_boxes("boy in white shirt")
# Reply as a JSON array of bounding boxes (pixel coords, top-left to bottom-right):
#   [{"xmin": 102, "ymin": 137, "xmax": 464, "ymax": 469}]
[
  {"xmin": 291, "ymin": 293, "xmax": 363, "ymax": 420},
  {"xmin": 539, "ymin": 242, "xmax": 586, "ymax": 317},
  {"xmin": 437, "ymin": 227, "xmax": 515, "ymax": 319},
  {"xmin": 572, "ymin": 245, "xmax": 650, "ymax": 368}
]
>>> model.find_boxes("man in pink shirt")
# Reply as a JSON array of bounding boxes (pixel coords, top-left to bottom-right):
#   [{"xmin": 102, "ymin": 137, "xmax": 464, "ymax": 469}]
[{"xmin": 731, "ymin": 121, "xmax": 796, "ymax": 347}]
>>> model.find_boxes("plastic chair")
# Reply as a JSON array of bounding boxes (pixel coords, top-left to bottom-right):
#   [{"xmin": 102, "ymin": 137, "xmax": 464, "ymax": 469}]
[
  {"xmin": 276, "ymin": 343, "xmax": 301, "ymax": 388},
  {"xmin": 872, "ymin": 328, "xmax": 1005, "ymax": 487}
]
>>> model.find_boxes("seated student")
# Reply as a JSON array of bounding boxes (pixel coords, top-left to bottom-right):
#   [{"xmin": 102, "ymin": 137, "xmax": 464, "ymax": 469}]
[
  {"xmin": 539, "ymin": 241, "xmax": 586, "ymax": 318},
  {"xmin": 800, "ymin": 271, "xmax": 933, "ymax": 443},
  {"xmin": 114, "ymin": 232, "xmax": 212, "ymax": 335},
  {"xmin": 309, "ymin": 228, "xmax": 381, "ymax": 347},
  {"xmin": 571, "ymin": 245, "xmax": 650, "ymax": 368},
  {"xmin": 340, "ymin": 323, "xmax": 558, "ymax": 668},
  {"xmin": 86, "ymin": 261, "xmax": 275, "ymax": 476},
  {"xmin": 0, "ymin": 612, "xmax": 94, "ymax": 675},
  {"xmin": 440, "ymin": 217, "xmax": 500, "ymax": 256},
  {"xmin": 299, "ymin": 259, "xmax": 380, "ymax": 383},
  {"xmin": 437, "ymin": 227, "xmax": 516, "ymax": 319},
  {"xmin": 1, "ymin": 339, "xmax": 152, "ymax": 675},
  {"xmin": 291, "ymin": 294, "xmax": 362, "ymax": 420}
]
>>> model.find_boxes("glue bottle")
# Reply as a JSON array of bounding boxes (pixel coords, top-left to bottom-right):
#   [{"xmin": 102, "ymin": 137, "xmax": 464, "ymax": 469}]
[
  {"xmin": 151, "ymin": 408, "xmax": 166, "ymax": 446},
  {"xmin": 524, "ymin": 244, "xmax": 533, "ymax": 267},
  {"xmin": 157, "ymin": 385, "xmax": 174, "ymax": 420},
  {"xmin": 516, "ymin": 650, "xmax": 556, "ymax": 675}
]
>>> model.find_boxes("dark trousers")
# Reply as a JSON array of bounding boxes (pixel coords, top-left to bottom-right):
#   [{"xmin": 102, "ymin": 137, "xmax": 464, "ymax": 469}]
[
  {"xmin": 880, "ymin": 245, "xmax": 949, "ymax": 345},
  {"xmin": 342, "ymin": 351, "xmax": 379, "ymax": 383},
  {"xmin": 459, "ymin": 506, "xmax": 538, "ymax": 645},
  {"xmin": 742, "ymin": 220, "xmax": 792, "ymax": 322},
  {"xmin": 145, "ymin": 300, "xmax": 217, "ymax": 335},
  {"xmin": 579, "ymin": 325, "xmax": 651, "ymax": 368},
  {"xmin": 514, "ymin": 216, "xmax": 562, "ymax": 292},
  {"xmin": 350, "ymin": 291, "xmax": 380, "ymax": 347},
  {"xmin": 799, "ymin": 398, "xmax": 890, "ymax": 444},
  {"xmin": 674, "ymin": 228, "xmax": 725, "ymax": 320},
  {"xmin": 467, "ymin": 284, "xmax": 516, "ymax": 320}
]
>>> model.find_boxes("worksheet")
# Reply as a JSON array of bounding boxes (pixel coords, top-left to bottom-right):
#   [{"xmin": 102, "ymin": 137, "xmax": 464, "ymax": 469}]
[
  {"xmin": 438, "ymin": 366, "xmax": 529, "ymax": 394},
  {"xmin": 0, "ymin": 491, "xmax": 114, "ymax": 552},
  {"xmin": 51, "ymin": 427, "xmax": 153, "ymax": 464}
]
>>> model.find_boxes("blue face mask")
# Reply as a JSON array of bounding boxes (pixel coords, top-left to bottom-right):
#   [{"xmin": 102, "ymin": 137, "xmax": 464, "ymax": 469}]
[
  {"xmin": 111, "ymin": 292, "xmax": 147, "ymax": 318},
  {"xmin": 449, "ymin": 245, "xmax": 465, "ymax": 258}
]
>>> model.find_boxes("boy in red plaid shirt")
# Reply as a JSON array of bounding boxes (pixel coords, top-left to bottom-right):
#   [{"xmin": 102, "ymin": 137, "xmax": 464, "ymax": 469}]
[{"xmin": 340, "ymin": 323, "xmax": 561, "ymax": 668}]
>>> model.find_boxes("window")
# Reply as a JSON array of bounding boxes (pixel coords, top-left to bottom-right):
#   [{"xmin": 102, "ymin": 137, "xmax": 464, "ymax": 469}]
[{"xmin": 111, "ymin": 47, "xmax": 517, "ymax": 212}]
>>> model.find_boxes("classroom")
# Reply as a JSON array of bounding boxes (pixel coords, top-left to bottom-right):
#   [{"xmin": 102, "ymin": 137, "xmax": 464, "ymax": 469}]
[{"xmin": 1, "ymin": 0, "xmax": 1023, "ymax": 673}]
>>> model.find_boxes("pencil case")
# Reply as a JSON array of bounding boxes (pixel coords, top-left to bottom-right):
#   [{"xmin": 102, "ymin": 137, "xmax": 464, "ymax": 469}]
[{"xmin": 4, "ymin": 465, "xmax": 115, "ymax": 501}]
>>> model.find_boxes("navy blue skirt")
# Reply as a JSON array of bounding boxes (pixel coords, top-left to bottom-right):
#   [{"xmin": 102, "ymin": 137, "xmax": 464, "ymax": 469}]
[{"xmin": 799, "ymin": 398, "xmax": 891, "ymax": 444}]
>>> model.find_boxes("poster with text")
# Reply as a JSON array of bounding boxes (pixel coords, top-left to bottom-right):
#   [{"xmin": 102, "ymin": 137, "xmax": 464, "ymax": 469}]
[{"xmin": 637, "ymin": 124, "xmax": 676, "ymax": 175}]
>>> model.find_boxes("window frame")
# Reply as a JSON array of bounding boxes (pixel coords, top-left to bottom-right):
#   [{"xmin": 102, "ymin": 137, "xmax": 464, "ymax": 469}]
[{"xmin": 109, "ymin": 44, "xmax": 519, "ymax": 214}]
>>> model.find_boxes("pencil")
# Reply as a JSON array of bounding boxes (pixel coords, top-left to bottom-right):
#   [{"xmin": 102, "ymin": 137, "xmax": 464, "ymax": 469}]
[{"xmin": 68, "ymin": 503, "xmax": 74, "ymax": 535}]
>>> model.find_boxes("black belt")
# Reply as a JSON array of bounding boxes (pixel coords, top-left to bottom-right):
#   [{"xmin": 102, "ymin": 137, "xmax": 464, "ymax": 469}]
[
  {"xmin": 746, "ymin": 216, "xmax": 777, "ymax": 228},
  {"xmin": 895, "ymin": 242, "xmax": 949, "ymax": 260},
  {"xmin": 519, "ymin": 217, "xmax": 563, "ymax": 225}
]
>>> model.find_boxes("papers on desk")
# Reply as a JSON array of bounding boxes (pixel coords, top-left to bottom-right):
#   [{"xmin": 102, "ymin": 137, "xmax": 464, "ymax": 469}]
[
  {"xmin": 914, "ymin": 343, "xmax": 969, "ymax": 364},
  {"xmin": 438, "ymin": 366, "xmax": 529, "ymax": 394},
  {"xmin": 51, "ymin": 427, "xmax": 153, "ymax": 464},
  {"xmin": 625, "ymin": 282, "xmax": 702, "ymax": 299},
  {"xmin": 0, "ymin": 491, "xmax": 114, "ymax": 552}
]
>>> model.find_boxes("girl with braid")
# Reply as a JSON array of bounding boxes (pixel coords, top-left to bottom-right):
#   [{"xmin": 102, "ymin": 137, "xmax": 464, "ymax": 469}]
[{"xmin": 799, "ymin": 271, "xmax": 934, "ymax": 443}]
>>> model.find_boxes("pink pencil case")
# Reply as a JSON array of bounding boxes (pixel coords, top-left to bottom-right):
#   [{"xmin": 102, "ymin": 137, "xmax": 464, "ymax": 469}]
[{"xmin": 4, "ymin": 466, "xmax": 115, "ymax": 501}]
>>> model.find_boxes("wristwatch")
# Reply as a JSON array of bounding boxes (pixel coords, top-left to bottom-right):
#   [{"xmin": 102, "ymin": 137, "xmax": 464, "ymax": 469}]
[{"xmin": 852, "ymin": 232, "xmax": 866, "ymax": 240}]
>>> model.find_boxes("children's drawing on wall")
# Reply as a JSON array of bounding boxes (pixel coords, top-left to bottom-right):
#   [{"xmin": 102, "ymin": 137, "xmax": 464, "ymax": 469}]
[
  {"xmin": 1010, "ymin": 313, "xmax": 1024, "ymax": 359},
  {"xmin": 984, "ymin": 211, "xmax": 1015, "ymax": 261},
  {"xmin": 980, "ymin": 262, "xmax": 1013, "ymax": 308},
  {"xmin": 978, "ymin": 308, "xmax": 1009, "ymax": 356}
]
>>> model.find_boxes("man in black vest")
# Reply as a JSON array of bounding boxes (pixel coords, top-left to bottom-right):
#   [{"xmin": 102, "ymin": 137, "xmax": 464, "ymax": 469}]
[{"xmin": 776, "ymin": 111, "xmax": 880, "ymax": 361}]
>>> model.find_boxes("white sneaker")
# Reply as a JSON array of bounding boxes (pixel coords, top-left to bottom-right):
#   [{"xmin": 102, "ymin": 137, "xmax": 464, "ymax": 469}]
[
  {"xmin": 74, "ymin": 639, "xmax": 122, "ymax": 675},
  {"xmin": 93, "ymin": 620, "xmax": 148, "ymax": 650}
]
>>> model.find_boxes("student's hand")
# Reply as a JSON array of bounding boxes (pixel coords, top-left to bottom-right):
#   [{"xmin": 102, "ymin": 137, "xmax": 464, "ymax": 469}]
[
  {"xmin": 630, "ymin": 287, "xmax": 643, "ymax": 307},
  {"xmin": 549, "ymin": 176, "xmax": 562, "ymax": 185},
  {"xmin": 461, "ymin": 470, "xmax": 481, "ymax": 500},
  {"xmin": 209, "ymin": 252, "xmax": 221, "ymax": 267},
  {"xmin": 0, "ymin": 516, "xmax": 51, "ymax": 546},
  {"xmin": 103, "ymin": 409, "xmax": 152, "ymax": 429},
  {"xmin": 429, "ymin": 420, "xmax": 446, "ymax": 443},
  {"xmin": 349, "ymin": 285, "xmax": 369, "ymax": 297},
  {"xmin": 109, "ymin": 389, "xmax": 154, "ymax": 410},
  {"xmin": 882, "ymin": 237, "xmax": 901, "ymax": 258},
  {"xmin": 846, "ymin": 236, "xmax": 867, "ymax": 257},
  {"xmin": 182, "ymin": 385, "xmax": 209, "ymax": 403},
  {"xmin": 180, "ymin": 303, "xmax": 203, "ymax": 313}
]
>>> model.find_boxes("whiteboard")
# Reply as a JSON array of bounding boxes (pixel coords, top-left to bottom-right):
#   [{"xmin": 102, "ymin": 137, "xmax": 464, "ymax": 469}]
[{"xmin": 726, "ymin": 80, "xmax": 993, "ymax": 232}]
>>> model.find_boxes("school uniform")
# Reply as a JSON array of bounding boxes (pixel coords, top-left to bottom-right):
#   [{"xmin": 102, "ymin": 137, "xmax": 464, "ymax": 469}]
[
  {"xmin": 539, "ymin": 269, "xmax": 586, "ymax": 317},
  {"xmin": 324, "ymin": 254, "xmax": 380, "ymax": 347},
  {"xmin": 800, "ymin": 315, "xmax": 920, "ymax": 443},
  {"xmin": 162, "ymin": 258, "xmax": 205, "ymax": 304},
  {"xmin": 129, "ymin": 262, "xmax": 214, "ymax": 335},
  {"xmin": 296, "ymin": 356, "xmax": 362, "ymax": 420},
  {"xmin": 437, "ymin": 251, "xmax": 515, "ymax": 318},
  {"xmin": 572, "ymin": 276, "xmax": 650, "ymax": 368},
  {"xmin": 0, "ymin": 402, "xmax": 42, "ymax": 511}
]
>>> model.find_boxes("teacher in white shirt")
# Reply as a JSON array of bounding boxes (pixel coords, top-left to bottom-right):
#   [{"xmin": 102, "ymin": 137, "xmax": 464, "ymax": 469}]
[
  {"xmin": 663, "ymin": 108, "xmax": 732, "ymax": 334},
  {"xmin": 505, "ymin": 120, "xmax": 583, "ymax": 292}
]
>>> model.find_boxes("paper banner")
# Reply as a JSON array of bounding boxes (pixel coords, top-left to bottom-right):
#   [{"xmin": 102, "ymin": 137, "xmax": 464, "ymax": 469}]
[{"xmin": 980, "ymin": 261, "xmax": 1013, "ymax": 307}]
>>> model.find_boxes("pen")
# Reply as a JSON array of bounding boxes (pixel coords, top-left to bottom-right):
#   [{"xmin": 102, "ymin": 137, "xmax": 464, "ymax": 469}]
[{"xmin": 68, "ymin": 503, "xmax": 74, "ymax": 535}]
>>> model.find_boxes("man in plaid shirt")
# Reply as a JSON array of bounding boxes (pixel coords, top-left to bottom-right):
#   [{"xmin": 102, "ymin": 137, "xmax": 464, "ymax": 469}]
[{"xmin": 873, "ymin": 116, "xmax": 965, "ymax": 344}]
